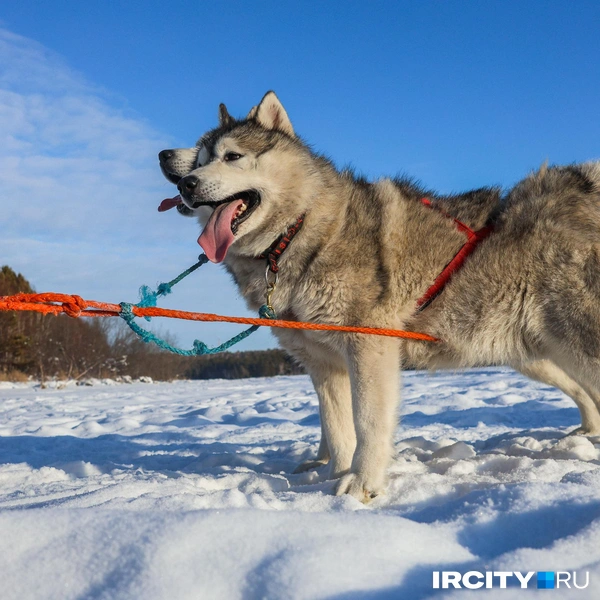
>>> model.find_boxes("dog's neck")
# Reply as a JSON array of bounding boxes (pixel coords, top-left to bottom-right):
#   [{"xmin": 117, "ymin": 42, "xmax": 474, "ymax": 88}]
[{"xmin": 257, "ymin": 214, "xmax": 306, "ymax": 274}]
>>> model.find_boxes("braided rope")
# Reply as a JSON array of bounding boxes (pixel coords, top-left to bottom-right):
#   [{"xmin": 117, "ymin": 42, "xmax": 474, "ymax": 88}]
[
  {"xmin": 0, "ymin": 253, "xmax": 440, "ymax": 355},
  {"xmin": 0, "ymin": 292, "xmax": 439, "ymax": 343}
]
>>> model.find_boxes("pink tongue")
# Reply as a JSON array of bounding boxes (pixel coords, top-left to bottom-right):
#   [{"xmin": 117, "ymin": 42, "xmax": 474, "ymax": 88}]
[
  {"xmin": 158, "ymin": 195, "xmax": 182, "ymax": 212},
  {"xmin": 198, "ymin": 200, "xmax": 245, "ymax": 263}
]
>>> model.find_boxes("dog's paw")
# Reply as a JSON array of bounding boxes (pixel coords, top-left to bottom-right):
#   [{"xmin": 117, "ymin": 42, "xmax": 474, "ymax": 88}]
[
  {"xmin": 335, "ymin": 472, "xmax": 382, "ymax": 503},
  {"xmin": 292, "ymin": 458, "xmax": 329, "ymax": 474},
  {"xmin": 568, "ymin": 425, "xmax": 600, "ymax": 437}
]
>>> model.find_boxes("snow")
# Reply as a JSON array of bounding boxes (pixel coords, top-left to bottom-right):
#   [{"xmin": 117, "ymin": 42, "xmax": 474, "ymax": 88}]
[{"xmin": 1, "ymin": 367, "xmax": 599, "ymax": 599}]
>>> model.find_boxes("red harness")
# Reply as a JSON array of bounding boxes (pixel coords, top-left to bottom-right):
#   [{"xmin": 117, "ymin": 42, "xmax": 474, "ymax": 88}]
[
  {"xmin": 415, "ymin": 198, "xmax": 494, "ymax": 311},
  {"xmin": 257, "ymin": 200, "xmax": 493, "ymax": 313}
]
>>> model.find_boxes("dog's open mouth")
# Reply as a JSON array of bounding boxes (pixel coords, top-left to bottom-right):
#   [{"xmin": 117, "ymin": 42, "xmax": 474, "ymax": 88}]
[
  {"xmin": 158, "ymin": 189, "xmax": 260, "ymax": 262},
  {"xmin": 197, "ymin": 190, "xmax": 261, "ymax": 263},
  {"xmin": 228, "ymin": 190, "xmax": 261, "ymax": 234}
]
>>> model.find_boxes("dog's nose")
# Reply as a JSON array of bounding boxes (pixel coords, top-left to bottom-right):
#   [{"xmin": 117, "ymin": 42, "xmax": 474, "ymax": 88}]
[
  {"xmin": 178, "ymin": 175, "xmax": 198, "ymax": 195},
  {"xmin": 159, "ymin": 149, "xmax": 174, "ymax": 162}
]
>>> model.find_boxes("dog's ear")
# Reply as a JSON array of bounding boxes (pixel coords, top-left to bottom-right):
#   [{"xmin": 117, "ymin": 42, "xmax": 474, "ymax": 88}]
[
  {"xmin": 246, "ymin": 105, "xmax": 258, "ymax": 119},
  {"xmin": 254, "ymin": 91, "xmax": 294, "ymax": 136},
  {"xmin": 218, "ymin": 103, "xmax": 234, "ymax": 127}
]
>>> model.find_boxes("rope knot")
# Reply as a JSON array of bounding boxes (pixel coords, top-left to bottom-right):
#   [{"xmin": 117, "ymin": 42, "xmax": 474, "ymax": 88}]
[
  {"xmin": 119, "ymin": 302, "xmax": 134, "ymax": 321},
  {"xmin": 192, "ymin": 340, "xmax": 210, "ymax": 354},
  {"xmin": 156, "ymin": 282, "xmax": 172, "ymax": 297},
  {"xmin": 259, "ymin": 304, "xmax": 277, "ymax": 320},
  {"xmin": 62, "ymin": 295, "xmax": 86, "ymax": 317}
]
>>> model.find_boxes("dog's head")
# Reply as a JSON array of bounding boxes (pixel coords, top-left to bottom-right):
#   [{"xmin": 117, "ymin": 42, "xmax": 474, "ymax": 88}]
[
  {"xmin": 159, "ymin": 91, "xmax": 313, "ymax": 263},
  {"xmin": 158, "ymin": 140, "xmax": 211, "ymax": 216}
]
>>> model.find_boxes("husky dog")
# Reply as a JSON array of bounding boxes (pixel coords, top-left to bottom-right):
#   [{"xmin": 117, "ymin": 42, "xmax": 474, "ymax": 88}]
[{"xmin": 159, "ymin": 92, "xmax": 600, "ymax": 502}]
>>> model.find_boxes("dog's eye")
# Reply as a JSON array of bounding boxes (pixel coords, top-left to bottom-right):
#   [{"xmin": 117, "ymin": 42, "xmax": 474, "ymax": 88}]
[{"xmin": 224, "ymin": 152, "xmax": 243, "ymax": 162}]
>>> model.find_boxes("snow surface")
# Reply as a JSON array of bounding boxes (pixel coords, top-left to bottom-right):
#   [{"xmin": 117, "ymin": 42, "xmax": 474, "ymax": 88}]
[{"xmin": 1, "ymin": 368, "xmax": 600, "ymax": 599}]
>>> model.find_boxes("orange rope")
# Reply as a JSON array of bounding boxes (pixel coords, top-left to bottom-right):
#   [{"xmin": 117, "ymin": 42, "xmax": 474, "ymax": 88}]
[{"xmin": 0, "ymin": 292, "xmax": 439, "ymax": 342}]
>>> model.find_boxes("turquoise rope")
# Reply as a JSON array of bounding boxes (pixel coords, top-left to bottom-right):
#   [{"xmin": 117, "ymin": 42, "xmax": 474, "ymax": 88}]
[
  {"xmin": 119, "ymin": 303, "xmax": 261, "ymax": 355},
  {"xmin": 118, "ymin": 253, "xmax": 273, "ymax": 356},
  {"xmin": 137, "ymin": 253, "xmax": 209, "ymax": 321}
]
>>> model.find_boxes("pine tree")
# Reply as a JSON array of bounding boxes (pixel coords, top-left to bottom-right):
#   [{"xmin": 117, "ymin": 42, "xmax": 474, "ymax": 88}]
[{"xmin": 0, "ymin": 266, "xmax": 36, "ymax": 374}]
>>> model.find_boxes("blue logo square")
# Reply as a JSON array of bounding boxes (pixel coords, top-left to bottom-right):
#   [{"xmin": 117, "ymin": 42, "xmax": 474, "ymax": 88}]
[{"xmin": 537, "ymin": 572, "xmax": 555, "ymax": 589}]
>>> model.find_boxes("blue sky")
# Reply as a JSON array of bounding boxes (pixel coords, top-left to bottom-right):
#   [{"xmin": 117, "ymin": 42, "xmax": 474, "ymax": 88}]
[{"xmin": 1, "ymin": 1, "xmax": 599, "ymax": 350}]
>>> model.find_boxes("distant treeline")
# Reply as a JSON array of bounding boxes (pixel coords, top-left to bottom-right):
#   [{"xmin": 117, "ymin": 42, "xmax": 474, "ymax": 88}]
[{"xmin": 0, "ymin": 266, "xmax": 304, "ymax": 382}]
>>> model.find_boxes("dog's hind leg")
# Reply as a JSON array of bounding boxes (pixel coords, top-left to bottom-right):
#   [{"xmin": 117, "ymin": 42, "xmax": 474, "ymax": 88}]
[
  {"xmin": 518, "ymin": 360, "xmax": 600, "ymax": 436},
  {"xmin": 533, "ymin": 270, "xmax": 600, "ymax": 436},
  {"xmin": 544, "ymin": 359, "xmax": 600, "ymax": 437}
]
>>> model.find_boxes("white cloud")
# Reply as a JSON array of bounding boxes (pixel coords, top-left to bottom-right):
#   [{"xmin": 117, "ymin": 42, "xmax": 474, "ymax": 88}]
[
  {"xmin": 0, "ymin": 28, "xmax": 274, "ymax": 351},
  {"xmin": 0, "ymin": 29, "xmax": 91, "ymax": 95}
]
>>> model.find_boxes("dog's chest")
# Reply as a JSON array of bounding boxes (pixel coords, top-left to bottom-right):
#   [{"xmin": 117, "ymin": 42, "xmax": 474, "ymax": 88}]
[{"xmin": 224, "ymin": 259, "xmax": 272, "ymax": 310}]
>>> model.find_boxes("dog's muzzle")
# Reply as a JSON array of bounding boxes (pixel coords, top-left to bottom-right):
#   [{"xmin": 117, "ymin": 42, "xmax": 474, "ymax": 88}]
[
  {"xmin": 159, "ymin": 149, "xmax": 183, "ymax": 185},
  {"xmin": 177, "ymin": 175, "xmax": 207, "ymax": 209},
  {"xmin": 178, "ymin": 174, "xmax": 198, "ymax": 195}
]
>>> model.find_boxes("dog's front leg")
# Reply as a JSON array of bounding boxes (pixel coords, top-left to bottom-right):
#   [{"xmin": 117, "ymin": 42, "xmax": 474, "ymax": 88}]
[
  {"xmin": 294, "ymin": 361, "xmax": 356, "ymax": 477},
  {"xmin": 292, "ymin": 402, "xmax": 331, "ymax": 473},
  {"xmin": 336, "ymin": 337, "xmax": 401, "ymax": 502}
]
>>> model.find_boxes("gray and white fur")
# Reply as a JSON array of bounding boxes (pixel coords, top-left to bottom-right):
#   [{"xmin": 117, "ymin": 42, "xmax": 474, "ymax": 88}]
[{"xmin": 159, "ymin": 92, "xmax": 600, "ymax": 502}]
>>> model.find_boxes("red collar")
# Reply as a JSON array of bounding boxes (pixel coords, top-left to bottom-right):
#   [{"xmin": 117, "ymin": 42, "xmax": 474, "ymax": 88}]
[
  {"xmin": 416, "ymin": 198, "xmax": 494, "ymax": 311},
  {"xmin": 258, "ymin": 214, "xmax": 306, "ymax": 273}
]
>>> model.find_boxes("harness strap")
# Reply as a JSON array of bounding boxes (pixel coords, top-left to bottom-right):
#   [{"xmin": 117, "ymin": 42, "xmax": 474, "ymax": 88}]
[
  {"xmin": 416, "ymin": 198, "xmax": 494, "ymax": 311},
  {"xmin": 258, "ymin": 213, "xmax": 306, "ymax": 273},
  {"xmin": 255, "ymin": 201, "xmax": 491, "ymax": 312}
]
